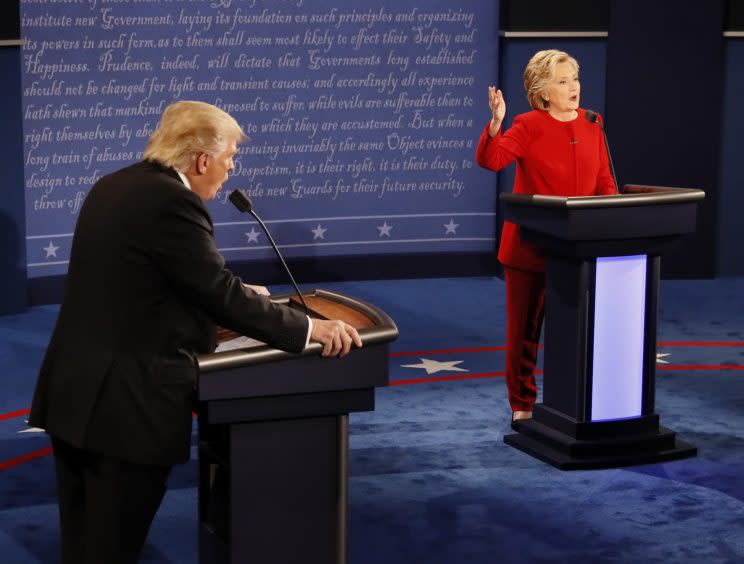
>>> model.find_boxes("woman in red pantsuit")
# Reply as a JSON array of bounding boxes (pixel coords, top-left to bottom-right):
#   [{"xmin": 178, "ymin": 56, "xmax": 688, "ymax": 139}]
[{"xmin": 475, "ymin": 50, "xmax": 616, "ymax": 426}]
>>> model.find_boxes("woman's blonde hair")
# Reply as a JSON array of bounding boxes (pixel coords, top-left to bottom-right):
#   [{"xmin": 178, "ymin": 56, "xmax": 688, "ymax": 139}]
[
  {"xmin": 523, "ymin": 49, "xmax": 579, "ymax": 110},
  {"xmin": 143, "ymin": 100, "xmax": 246, "ymax": 171}
]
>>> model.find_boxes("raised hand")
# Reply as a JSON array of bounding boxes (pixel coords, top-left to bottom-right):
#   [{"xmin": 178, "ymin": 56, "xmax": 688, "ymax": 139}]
[
  {"xmin": 488, "ymin": 86, "xmax": 506, "ymax": 136},
  {"xmin": 310, "ymin": 318, "xmax": 363, "ymax": 357}
]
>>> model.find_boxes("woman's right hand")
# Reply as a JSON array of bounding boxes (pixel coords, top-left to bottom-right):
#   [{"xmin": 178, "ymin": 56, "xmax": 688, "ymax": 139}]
[{"xmin": 488, "ymin": 86, "xmax": 506, "ymax": 136}]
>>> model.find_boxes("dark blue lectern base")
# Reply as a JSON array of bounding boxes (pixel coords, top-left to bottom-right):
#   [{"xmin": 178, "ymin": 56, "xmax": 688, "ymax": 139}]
[{"xmin": 505, "ymin": 406, "xmax": 697, "ymax": 470}]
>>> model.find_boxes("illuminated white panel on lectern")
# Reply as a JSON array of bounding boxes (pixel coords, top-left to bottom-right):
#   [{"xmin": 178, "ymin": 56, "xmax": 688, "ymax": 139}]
[{"xmin": 591, "ymin": 255, "xmax": 647, "ymax": 421}]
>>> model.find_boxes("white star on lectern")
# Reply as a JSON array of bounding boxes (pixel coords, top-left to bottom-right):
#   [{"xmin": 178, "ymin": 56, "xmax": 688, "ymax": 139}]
[
  {"xmin": 444, "ymin": 219, "xmax": 459, "ymax": 235},
  {"xmin": 245, "ymin": 227, "xmax": 261, "ymax": 243},
  {"xmin": 656, "ymin": 352, "xmax": 671, "ymax": 364},
  {"xmin": 43, "ymin": 241, "xmax": 59, "ymax": 258},
  {"xmin": 377, "ymin": 221, "xmax": 393, "ymax": 237},
  {"xmin": 401, "ymin": 358, "xmax": 467, "ymax": 375},
  {"xmin": 311, "ymin": 224, "xmax": 327, "ymax": 240}
]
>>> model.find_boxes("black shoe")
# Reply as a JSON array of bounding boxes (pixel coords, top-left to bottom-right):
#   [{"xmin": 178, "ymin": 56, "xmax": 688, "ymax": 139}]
[{"xmin": 510, "ymin": 411, "xmax": 532, "ymax": 431}]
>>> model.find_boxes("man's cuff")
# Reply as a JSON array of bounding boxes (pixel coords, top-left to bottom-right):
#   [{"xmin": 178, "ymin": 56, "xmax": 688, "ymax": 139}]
[{"xmin": 304, "ymin": 316, "xmax": 313, "ymax": 348}]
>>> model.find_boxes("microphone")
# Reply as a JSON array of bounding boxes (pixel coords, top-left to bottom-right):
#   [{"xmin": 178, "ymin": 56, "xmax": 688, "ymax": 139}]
[
  {"xmin": 585, "ymin": 109, "xmax": 620, "ymax": 194},
  {"xmin": 228, "ymin": 189, "xmax": 309, "ymax": 315}
]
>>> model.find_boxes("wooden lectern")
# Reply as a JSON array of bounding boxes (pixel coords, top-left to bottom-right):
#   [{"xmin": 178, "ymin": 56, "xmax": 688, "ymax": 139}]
[
  {"xmin": 196, "ymin": 289, "xmax": 398, "ymax": 563},
  {"xmin": 501, "ymin": 185, "xmax": 704, "ymax": 470}
]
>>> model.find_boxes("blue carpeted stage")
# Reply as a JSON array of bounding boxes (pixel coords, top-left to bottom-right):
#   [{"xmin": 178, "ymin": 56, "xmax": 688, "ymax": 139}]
[{"xmin": 1, "ymin": 276, "xmax": 743, "ymax": 563}]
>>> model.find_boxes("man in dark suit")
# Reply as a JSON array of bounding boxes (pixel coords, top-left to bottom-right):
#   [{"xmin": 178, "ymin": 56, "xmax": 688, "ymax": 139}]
[{"xmin": 29, "ymin": 101, "xmax": 361, "ymax": 564}]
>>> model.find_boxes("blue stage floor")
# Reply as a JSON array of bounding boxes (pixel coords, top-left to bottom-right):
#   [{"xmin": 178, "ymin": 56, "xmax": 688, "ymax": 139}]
[{"xmin": 1, "ymin": 277, "xmax": 743, "ymax": 563}]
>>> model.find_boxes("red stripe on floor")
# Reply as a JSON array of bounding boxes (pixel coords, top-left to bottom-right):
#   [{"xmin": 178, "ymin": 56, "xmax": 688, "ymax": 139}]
[
  {"xmin": 389, "ymin": 370, "xmax": 544, "ymax": 386},
  {"xmin": 390, "ymin": 365, "xmax": 743, "ymax": 385},
  {"xmin": 390, "ymin": 346, "xmax": 509, "ymax": 357},
  {"xmin": 657, "ymin": 365, "xmax": 744, "ymax": 370},
  {"xmin": 389, "ymin": 342, "xmax": 744, "ymax": 358},
  {"xmin": 0, "ymin": 408, "xmax": 31, "ymax": 422},
  {"xmin": 0, "ymin": 446, "xmax": 53, "ymax": 472},
  {"xmin": 658, "ymin": 341, "xmax": 744, "ymax": 347}
]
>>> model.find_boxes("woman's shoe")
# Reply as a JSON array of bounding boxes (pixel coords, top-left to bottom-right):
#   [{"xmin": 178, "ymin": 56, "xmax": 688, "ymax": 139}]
[{"xmin": 510, "ymin": 410, "xmax": 533, "ymax": 431}]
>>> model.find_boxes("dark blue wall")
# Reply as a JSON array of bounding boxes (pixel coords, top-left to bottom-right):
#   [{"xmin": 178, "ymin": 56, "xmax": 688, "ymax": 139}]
[
  {"xmin": 606, "ymin": 0, "xmax": 724, "ymax": 278},
  {"xmin": 0, "ymin": 45, "xmax": 27, "ymax": 314},
  {"xmin": 719, "ymin": 39, "xmax": 744, "ymax": 276}
]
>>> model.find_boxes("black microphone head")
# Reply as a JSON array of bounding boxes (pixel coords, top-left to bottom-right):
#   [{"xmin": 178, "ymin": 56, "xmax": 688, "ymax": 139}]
[
  {"xmin": 584, "ymin": 109, "xmax": 598, "ymax": 124},
  {"xmin": 228, "ymin": 189, "xmax": 253, "ymax": 213}
]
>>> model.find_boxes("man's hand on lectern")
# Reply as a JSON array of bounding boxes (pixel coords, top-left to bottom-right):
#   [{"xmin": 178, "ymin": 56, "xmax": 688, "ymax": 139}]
[{"xmin": 310, "ymin": 319, "xmax": 362, "ymax": 357}]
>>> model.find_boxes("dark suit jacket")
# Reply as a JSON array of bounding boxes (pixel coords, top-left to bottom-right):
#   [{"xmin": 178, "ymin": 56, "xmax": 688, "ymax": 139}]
[{"xmin": 30, "ymin": 160, "xmax": 308, "ymax": 465}]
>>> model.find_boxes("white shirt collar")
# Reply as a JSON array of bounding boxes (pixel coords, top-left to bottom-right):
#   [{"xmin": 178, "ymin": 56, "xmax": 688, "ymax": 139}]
[{"xmin": 176, "ymin": 170, "xmax": 191, "ymax": 191}]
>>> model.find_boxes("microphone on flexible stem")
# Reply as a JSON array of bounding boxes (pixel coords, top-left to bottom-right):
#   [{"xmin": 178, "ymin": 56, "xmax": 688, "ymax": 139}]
[
  {"xmin": 585, "ymin": 109, "xmax": 621, "ymax": 194},
  {"xmin": 228, "ymin": 189, "xmax": 309, "ymax": 315}
]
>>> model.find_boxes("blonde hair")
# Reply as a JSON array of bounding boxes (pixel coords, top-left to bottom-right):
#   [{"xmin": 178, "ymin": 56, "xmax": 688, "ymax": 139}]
[
  {"xmin": 523, "ymin": 50, "xmax": 579, "ymax": 110},
  {"xmin": 143, "ymin": 101, "xmax": 247, "ymax": 171}
]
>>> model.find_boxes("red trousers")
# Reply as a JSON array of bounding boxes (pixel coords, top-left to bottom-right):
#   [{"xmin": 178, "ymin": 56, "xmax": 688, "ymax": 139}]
[{"xmin": 504, "ymin": 267, "xmax": 546, "ymax": 412}]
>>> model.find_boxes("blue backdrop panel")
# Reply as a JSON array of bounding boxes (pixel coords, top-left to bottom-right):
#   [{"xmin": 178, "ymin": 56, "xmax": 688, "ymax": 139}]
[
  {"xmin": 0, "ymin": 44, "xmax": 27, "ymax": 314},
  {"xmin": 20, "ymin": 1, "xmax": 499, "ymax": 278}
]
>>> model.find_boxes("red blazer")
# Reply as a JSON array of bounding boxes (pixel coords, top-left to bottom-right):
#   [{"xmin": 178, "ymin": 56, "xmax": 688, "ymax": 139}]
[{"xmin": 476, "ymin": 108, "xmax": 616, "ymax": 271}]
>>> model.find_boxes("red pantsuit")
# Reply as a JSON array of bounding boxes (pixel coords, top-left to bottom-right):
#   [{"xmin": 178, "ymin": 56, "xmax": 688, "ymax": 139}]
[
  {"xmin": 476, "ymin": 109, "xmax": 616, "ymax": 411},
  {"xmin": 504, "ymin": 267, "xmax": 546, "ymax": 411}
]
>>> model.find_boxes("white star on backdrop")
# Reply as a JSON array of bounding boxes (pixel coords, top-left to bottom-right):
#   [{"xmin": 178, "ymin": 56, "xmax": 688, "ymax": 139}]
[
  {"xmin": 444, "ymin": 219, "xmax": 459, "ymax": 234},
  {"xmin": 377, "ymin": 221, "xmax": 393, "ymax": 237},
  {"xmin": 656, "ymin": 352, "xmax": 671, "ymax": 364},
  {"xmin": 43, "ymin": 241, "xmax": 59, "ymax": 258},
  {"xmin": 245, "ymin": 227, "xmax": 261, "ymax": 243},
  {"xmin": 311, "ymin": 224, "xmax": 327, "ymax": 240},
  {"xmin": 401, "ymin": 358, "xmax": 467, "ymax": 375}
]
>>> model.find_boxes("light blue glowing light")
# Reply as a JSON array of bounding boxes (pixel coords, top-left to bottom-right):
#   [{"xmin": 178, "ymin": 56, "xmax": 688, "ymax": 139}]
[{"xmin": 591, "ymin": 255, "xmax": 647, "ymax": 421}]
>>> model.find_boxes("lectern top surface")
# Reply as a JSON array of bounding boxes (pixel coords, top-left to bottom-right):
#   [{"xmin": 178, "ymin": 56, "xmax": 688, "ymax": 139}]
[
  {"xmin": 304, "ymin": 295, "xmax": 376, "ymax": 327},
  {"xmin": 501, "ymin": 185, "xmax": 704, "ymax": 209},
  {"xmin": 216, "ymin": 290, "xmax": 379, "ymax": 344},
  {"xmin": 202, "ymin": 288, "xmax": 398, "ymax": 373}
]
